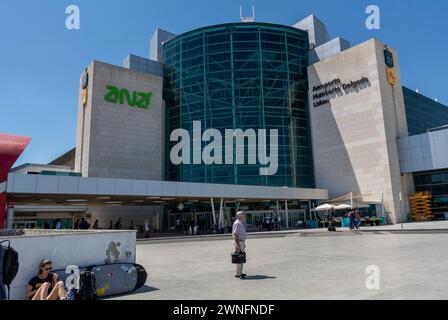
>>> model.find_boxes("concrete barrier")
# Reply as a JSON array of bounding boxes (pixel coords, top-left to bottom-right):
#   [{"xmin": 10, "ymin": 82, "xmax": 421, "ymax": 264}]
[{"xmin": 0, "ymin": 229, "xmax": 136, "ymax": 300}]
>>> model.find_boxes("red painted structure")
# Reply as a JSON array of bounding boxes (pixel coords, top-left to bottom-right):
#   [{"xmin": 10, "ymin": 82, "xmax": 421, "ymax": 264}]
[{"xmin": 0, "ymin": 133, "xmax": 31, "ymax": 229}]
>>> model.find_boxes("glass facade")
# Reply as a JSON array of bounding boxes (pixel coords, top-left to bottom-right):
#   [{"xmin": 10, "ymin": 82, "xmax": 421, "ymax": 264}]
[
  {"xmin": 413, "ymin": 170, "xmax": 448, "ymax": 220},
  {"xmin": 163, "ymin": 22, "xmax": 314, "ymax": 187},
  {"xmin": 403, "ymin": 86, "xmax": 448, "ymax": 136}
]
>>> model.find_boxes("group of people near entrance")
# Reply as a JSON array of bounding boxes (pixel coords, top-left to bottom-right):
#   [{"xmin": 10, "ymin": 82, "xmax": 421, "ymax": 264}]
[
  {"xmin": 68, "ymin": 217, "xmax": 152, "ymax": 237},
  {"xmin": 256, "ymin": 216, "xmax": 281, "ymax": 231},
  {"xmin": 176, "ymin": 217, "xmax": 206, "ymax": 236},
  {"xmin": 326, "ymin": 209, "xmax": 362, "ymax": 231},
  {"xmin": 37, "ymin": 217, "xmax": 155, "ymax": 241}
]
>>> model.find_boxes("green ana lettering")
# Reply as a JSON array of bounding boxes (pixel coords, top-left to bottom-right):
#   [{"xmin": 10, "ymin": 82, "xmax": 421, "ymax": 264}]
[{"xmin": 104, "ymin": 85, "xmax": 152, "ymax": 109}]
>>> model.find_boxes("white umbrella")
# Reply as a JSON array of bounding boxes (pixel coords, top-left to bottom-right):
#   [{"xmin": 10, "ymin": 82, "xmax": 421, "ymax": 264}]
[
  {"xmin": 353, "ymin": 202, "xmax": 370, "ymax": 208},
  {"xmin": 314, "ymin": 203, "xmax": 335, "ymax": 211},
  {"xmin": 334, "ymin": 204, "xmax": 352, "ymax": 210}
]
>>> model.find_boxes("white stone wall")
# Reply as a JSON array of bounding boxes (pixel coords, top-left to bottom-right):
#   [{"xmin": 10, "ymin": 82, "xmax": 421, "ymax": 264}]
[
  {"xmin": 308, "ymin": 39, "xmax": 413, "ymax": 223},
  {"xmin": 87, "ymin": 205, "xmax": 164, "ymax": 231},
  {"xmin": 75, "ymin": 64, "xmax": 94, "ymax": 177},
  {"xmin": 75, "ymin": 61, "xmax": 164, "ymax": 180}
]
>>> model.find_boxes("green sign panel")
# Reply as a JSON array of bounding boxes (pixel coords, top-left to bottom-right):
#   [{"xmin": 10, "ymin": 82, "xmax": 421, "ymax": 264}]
[{"xmin": 104, "ymin": 85, "xmax": 152, "ymax": 109}]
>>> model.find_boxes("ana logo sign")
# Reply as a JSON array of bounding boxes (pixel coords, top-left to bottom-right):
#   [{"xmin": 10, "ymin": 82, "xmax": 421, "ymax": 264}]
[
  {"xmin": 386, "ymin": 68, "xmax": 397, "ymax": 86},
  {"xmin": 384, "ymin": 50, "xmax": 394, "ymax": 68},
  {"xmin": 384, "ymin": 49, "xmax": 396, "ymax": 86},
  {"xmin": 104, "ymin": 85, "xmax": 152, "ymax": 109},
  {"xmin": 80, "ymin": 69, "xmax": 88, "ymax": 107}
]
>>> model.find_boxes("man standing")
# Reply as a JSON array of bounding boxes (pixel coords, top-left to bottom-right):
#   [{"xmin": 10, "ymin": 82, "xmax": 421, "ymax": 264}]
[
  {"xmin": 144, "ymin": 218, "xmax": 150, "ymax": 238},
  {"xmin": 54, "ymin": 219, "xmax": 62, "ymax": 230},
  {"xmin": 354, "ymin": 210, "xmax": 362, "ymax": 230},
  {"xmin": 79, "ymin": 218, "xmax": 88, "ymax": 230},
  {"xmin": 114, "ymin": 218, "xmax": 122, "ymax": 230},
  {"xmin": 232, "ymin": 211, "xmax": 247, "ymax": 279},
  {"xmin": 74, "ymin": 219, "xmax": 80, "ymax": 230},
  {"xmin": 349, "ymin": 211, "xmax": 356, "ymax": 230},
  {"xmin": 190, "ymin": 217, "xmax": 196, "ymax": 236}
]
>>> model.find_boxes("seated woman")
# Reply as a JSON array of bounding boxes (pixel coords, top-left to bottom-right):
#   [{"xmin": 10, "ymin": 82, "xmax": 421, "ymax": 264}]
[{"xmin": 26, "ymin": 259, "xmax": 67, "ymax": 300}]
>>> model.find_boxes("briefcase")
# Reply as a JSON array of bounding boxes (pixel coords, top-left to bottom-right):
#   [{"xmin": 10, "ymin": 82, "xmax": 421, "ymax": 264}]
[{"xmin": 231, "ymin": 251, "xmax": 246, "ymax": 264}]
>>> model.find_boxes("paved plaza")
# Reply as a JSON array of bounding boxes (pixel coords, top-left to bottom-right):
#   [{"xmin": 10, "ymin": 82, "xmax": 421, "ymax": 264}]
[{"xmin": 110, "ymin": 223, "xmax": 448, "ymax": 300}]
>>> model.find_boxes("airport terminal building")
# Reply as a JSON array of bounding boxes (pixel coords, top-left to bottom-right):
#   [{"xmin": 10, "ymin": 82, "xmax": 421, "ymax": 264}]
[{"xmin": 3, "ymin": 14, "xmax": 448, "ymax": 232}]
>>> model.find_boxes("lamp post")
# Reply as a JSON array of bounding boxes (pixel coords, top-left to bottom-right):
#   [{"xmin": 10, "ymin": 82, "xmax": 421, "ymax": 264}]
[
  {"xmin": 399, "ymin": 191, "xmax": 403, "ymax": 230},
  {"xmin": 282, "ymin": 186, "xmax": 289, "ymax": 228}
]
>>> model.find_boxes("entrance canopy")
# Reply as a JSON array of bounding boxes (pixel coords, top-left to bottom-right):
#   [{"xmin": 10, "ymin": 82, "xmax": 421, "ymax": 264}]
[
  {"xmin": 314, "ymin": 203, "xmax": 335, "ymax": 211},
  {"xmin": 1, "ymin": 134, "xmax": 31, "ymax": 228},
  {"xmin": 334, "ymin": 204, "xmax": 352, "ymax": 210},
  {"xmin": 6, "ymin": 173, "xmax": 328, "ymax": 206},
  {"xmin": 327, "ymin": 192, "xmax": 382, "ymax": 209}
]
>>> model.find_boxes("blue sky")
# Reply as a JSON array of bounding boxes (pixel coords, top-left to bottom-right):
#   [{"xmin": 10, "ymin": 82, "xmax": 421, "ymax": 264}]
[{"xmin": 1, "ymin": 0, "xmax": 447, "ymax": 166}]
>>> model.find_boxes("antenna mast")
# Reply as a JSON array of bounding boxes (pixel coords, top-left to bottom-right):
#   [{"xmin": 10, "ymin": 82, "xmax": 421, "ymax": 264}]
[{"xmin": 240, "ymin": 5, "xmax": 255, "ymax": 22}]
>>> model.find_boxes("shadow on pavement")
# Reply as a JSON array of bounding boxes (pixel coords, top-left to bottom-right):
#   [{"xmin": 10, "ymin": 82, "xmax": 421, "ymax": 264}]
[
  {"xmin": 102, "ymin": 285, "xmax": 160, "ymax": 299},
  {"xmin": 244, "ymin": 275, "xmax": 276, "ymax": 280},
  {"xmin": 134, "ymin": 285, "xmax": 160, "ymax": 294}
]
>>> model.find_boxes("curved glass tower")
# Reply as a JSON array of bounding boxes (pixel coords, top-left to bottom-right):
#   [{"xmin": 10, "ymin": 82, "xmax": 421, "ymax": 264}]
[{"xmin": 163, "ymin": 22, "xmax": 314, "ymax": 187}]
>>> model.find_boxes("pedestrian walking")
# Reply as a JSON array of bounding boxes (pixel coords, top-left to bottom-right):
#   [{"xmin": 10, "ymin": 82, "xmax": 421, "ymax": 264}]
[
  {"xmin": 349, "ymin": 211, "xmax": 356, "ymax": 230},
  {"xmin": 327, "ymin": 209, "xmax": 336, "ymax": 232},
  {"xmin": 355, "ymin": 210, "xmax": 361, "ymax": 230},
  {"xmin": 114, "ymin": 218, "xmax": 122, "ymax": 230}
]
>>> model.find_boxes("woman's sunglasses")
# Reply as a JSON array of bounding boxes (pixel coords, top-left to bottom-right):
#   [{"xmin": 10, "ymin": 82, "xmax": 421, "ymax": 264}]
[{"xmin": 43, "ymin": 266, "xmax": 52, "ymax": 272}]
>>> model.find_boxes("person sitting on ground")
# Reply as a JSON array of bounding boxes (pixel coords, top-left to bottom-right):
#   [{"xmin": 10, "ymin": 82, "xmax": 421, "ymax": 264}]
[{"xmin": 26, "ymin": 259, "xmax": 67, "ymax": 300}]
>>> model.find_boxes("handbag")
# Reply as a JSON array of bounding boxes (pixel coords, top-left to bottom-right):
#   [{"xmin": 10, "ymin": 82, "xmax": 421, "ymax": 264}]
[{"xmin": 231, "ymin": 251, "xmax": 246, "ymax": 264}]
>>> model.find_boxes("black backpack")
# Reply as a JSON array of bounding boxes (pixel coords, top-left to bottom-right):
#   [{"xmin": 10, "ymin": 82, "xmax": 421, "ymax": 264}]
[
  {"xmin": 76, "ymin": 270, "xmax": 97, "ymax": 300},
  {"xmin": 1, "ymin": 240, "xmax": 19, "ymax": 300}
]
